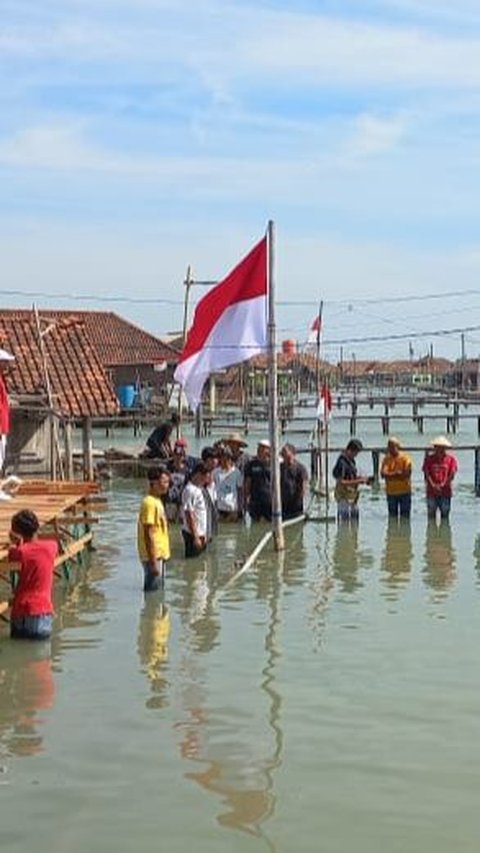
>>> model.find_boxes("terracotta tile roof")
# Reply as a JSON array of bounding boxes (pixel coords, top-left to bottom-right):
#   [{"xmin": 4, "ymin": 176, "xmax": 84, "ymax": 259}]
[
  {"xmin": 0, "ymin": 314, "xmax": 119, "ymax": 417},
  {"xmin": 249, "ymin": 353, "xmax": 336, "ymax": 372},
  {"xmin": 0, "ymin": 310, "xmax": 179, "ymax": 368},
  {"xmin": 340, "ymin": 358, "xmax": 453, "ymax": 376}
]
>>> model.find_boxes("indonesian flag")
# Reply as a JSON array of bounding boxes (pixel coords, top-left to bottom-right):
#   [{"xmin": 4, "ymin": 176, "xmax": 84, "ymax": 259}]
[
  {"xmin": 174, "ymin": 236, "xmax": 268, "ymax": 410},
  {"xmin": 317, "ymin": 384, "xmax": 333, "ymax": 422},
  {"xmin": 306, "ymin": 315, "xmax": 322, "ymax": 349}
]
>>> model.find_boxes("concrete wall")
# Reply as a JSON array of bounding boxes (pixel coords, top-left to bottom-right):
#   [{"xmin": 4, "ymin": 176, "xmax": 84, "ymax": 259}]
[{"xmin": 6, "ymin": 410, "xmax": 52, "ymax": 477}]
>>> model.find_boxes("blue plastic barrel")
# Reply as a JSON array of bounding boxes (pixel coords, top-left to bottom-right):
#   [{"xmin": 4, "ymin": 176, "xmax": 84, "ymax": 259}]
[{"xmin": 117, "ymin": 384, "xmax": 136, "ymax": 408}]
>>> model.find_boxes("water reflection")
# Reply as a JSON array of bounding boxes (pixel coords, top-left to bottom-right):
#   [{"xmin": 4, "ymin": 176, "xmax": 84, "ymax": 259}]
[
  {"xmin": 474, "ymin": 534, "xmax": 480, "ymax": 588},
  {"xmin": 423, "ymin": 521, "xmax": 457, "ymax": 599},
  {"xmin": 332, "ymin": 524, "xmax": 362, "ymax": 594},
  {"xmin": 380, "ymin": 519, "xmax": 413, "ymax": 598},
  {"xmin": 137, "ymin": 596, "xmax": 170, "ymax": 710},
  {"xmin": 175, "ymin": 559, "xmax": 285, "ymax": 848},
  {"xmin": 0, "ymin": 641, "xmax": 55, "ymax": 758}
]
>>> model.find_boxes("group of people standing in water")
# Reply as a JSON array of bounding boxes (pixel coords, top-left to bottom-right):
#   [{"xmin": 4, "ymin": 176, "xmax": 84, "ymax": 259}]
[
  {"xmin": 333, "ymin": 434, "xmax": 458, "ymax": 523},
  {"xmin": 137, "ymin": 424, "xmax": 309, "ymax": 592}
]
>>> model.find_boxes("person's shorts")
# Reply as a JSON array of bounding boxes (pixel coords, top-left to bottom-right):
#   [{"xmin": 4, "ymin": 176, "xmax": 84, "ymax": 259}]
[
  {"xmin": 427, "ymin": 496, "xmax": 451, "ymax": 519},
  {"xmin": 336, "ymin": 499, "xmax": 359, "ymax": 522},
  {"xmin": 142, "ymin": 560, "xmax": 166, "ymax": 592},
  {"xmin": 10, "ymin": 613, "xmax": 53, "ymax": 640},
  {"xmin": 182, "ymin": 531, "xmax": 207, "ymax": 559}
]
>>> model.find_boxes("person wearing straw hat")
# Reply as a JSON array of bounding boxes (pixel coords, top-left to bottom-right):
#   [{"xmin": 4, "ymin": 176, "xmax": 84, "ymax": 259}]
[
  {"xmin": 381, "ymin": 436, "xmax": 413, "ymax": 519},
  {"xmin": 0, "ymin": 348, "xmax": 15, "ymax": 475},
  {"xmin": 222, "ymin": 432, "xmax": 250, "ymax": 474},
  {"xmin": 422, "ymin": 436, "xmax": 458, "ymax": 521}
]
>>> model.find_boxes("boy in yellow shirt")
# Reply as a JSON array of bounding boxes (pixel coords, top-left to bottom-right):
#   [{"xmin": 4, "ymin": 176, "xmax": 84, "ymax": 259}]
[
  {"xmin": 137, "ymin": 466, "xmax": 171, "ymax": 591},
  {"xmin": 381, "ymin": 437, "xmax": 412, "ymax": 519}
]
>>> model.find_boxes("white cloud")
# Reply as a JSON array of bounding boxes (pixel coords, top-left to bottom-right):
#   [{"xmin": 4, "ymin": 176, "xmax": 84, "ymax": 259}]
[{"xmin": 345, "ymin": 112, "xmax": 409, "ymax": 159}]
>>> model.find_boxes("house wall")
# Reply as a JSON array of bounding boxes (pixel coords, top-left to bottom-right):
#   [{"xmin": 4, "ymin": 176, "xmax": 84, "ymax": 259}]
[
  {"xmin": 6, "ymin": 410, "xmax": 53, "ymax": 477},
  {"xmin": 109, "ymin": 363, "xmax": 174, "ymax": 403}
]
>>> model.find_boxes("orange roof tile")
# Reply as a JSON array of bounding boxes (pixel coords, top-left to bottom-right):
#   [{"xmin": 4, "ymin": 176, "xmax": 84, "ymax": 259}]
[
  {"xmin": 0, "ymin": 314, "xmax": 119, "ymax": 417},
  {"xmin": 0, "ymin": 310, "xmax": 179, "ymax": 368}
]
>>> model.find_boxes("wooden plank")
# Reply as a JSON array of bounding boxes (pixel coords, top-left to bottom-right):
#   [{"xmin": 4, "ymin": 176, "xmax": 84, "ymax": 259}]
[
  {"xmin": 55, "ymin": 532, "xmax": 93, "ymax": 566},
  {"xmin": 55, "ymin": 516, "xmax": 99, "ymax": 525}
]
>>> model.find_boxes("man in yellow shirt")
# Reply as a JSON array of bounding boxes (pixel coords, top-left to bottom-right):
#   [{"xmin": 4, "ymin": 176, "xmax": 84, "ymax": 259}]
[
  {"xmin": 137, "ymin": 466, "xmax": 171, "ymax": 591},
  {"xmin": 380, "ymin": 437, "xmax": 412, "ymax": 519}
]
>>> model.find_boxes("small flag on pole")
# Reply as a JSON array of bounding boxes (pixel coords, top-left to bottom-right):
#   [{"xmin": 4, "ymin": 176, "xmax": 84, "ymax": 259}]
[
  {"xmin": 317, "ymin": 383, "xmax": 333, "ymax": 422},
  {"xmin": 307, "ymin": 315, "xmax": 322, "ymax": 348},
  {"xmin": 174, "ymin": 236, "xmax": 268, "ymax": 410}
]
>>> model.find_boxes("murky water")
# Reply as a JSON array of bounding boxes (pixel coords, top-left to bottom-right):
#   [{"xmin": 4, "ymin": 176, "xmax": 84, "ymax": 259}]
[{"xmin": 2, "ymin": 406, "xmax": 480, "ymax": 853}]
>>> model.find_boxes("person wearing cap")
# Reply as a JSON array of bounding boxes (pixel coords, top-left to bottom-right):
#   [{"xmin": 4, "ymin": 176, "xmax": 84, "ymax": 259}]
[
  {"xmin": 0, "ymin": 348, "xmax": 15, "ymax": 475},
  {"xmin": 422, "ymin": 436, "xmax": 458, "ymax": 521},
  {"xmin": 380, "ymin": 437, "xmax": 413, "ymax": 519},
  {"xmin": 280, "ymin": 443, "xmax": 308, "ymax": 520},
  {"xmin": 332, "ymin": 438, "xmax": 372, "ymax": 522},
  {"xmin": 244, "ymin": 440, "xmax": 272, "ymax": 521},
  {"xmin": 223, "ymin": 432, "xmax": 250, "ymax": 474},
  {"xmin": 137, "ymin": 466, "xmax": 171, "ymax": 592}
]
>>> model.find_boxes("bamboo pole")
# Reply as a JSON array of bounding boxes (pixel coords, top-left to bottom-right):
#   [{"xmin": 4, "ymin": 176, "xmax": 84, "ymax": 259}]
[
  {"xmin": 267, "ymin": 220, "xmax": 285, "ymax": 552},
  {"xmin": 177, "ymin": 265, "xmax": 193, "ymax": 434}
]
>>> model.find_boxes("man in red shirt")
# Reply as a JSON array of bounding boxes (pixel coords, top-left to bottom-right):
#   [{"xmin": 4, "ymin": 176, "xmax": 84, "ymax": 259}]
[
  {"xmin": 0, "ymin": 348, "xmax": 15, "ymax": 475},
  {"xmin": 422, "ymin": 436, "xmax": 458, "ymax": 521},
  {"xmin": 8, "ymin": 509, "xmax": 58, "ymax": 640}
]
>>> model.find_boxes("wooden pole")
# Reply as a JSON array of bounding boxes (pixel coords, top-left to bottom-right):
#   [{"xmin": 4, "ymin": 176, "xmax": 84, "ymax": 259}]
[
  {"xmin": 324, "ymin": 375, "xmax": 330, "ymax": 513},
  {"xmin": 64, "ymin": 420, "xmax": 74, "ymax": 480},
  {"xmin": 315, "ymin": 300, "xmax": 324, "ymax": 492},
  {"xmin": 33, "ymin": 304, "xmax": 64, "ymax": 480},
  {"xmin": 267, "ymin": 220, "xmax": 285, "ymax": 551},
  {"xmin": 82, "ymin": 416, "xmax": 94, "ymax": 481},
  {"xmin": 177, "ymin": 265, "xmax": 193, "ymax": 434}
]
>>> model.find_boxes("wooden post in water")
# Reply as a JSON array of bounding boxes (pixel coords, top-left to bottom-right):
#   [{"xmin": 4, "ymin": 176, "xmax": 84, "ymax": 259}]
[
  {"xmin": 267, "ymin": 220, "xmax": 284, "ymax": 552},
  {"xmin": 475, "ymin": 448, "xmax": 480, "ymax": 497},
  {"xmin": 64, "ymin": 420, "xmax": 74, "ymax": 480},
  {"xmin": 82, "ymin": 416, "xmax": 94, "ymax": 481}
]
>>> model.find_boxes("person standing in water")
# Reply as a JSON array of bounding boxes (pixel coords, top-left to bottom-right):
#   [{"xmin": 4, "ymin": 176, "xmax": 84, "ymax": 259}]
[
  {"xmin": 137, "ymin": 466, "xmax": 171, "ymax": 591},
  {"xmin": 381, "ymin": 436, "xmax": 413, "ymax": 519},
  {"xmin": 332, "ymin": 438, "xmax": 372, "ymax": 522}
]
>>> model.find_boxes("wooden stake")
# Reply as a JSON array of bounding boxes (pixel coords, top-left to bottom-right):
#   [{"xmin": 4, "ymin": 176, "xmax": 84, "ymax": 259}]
[{"xmin": 267, "ymin": 220, "xmax": 285, "ymax": 551}]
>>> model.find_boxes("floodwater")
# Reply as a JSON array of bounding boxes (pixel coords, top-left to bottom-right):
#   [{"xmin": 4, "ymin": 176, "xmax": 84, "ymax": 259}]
[{"xmin": 2, "ymin": 407, "xmax": 480, "ymax": 852}]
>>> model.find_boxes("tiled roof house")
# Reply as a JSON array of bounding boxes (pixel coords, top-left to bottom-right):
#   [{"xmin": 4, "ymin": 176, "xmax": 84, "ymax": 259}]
[
  {"xmin": 0, "ymin": 314, "xmax": 118, "ymax": 417},
  {"xmin": 0, "ymin": 310, "xmax": 180, "ymax": 400}
]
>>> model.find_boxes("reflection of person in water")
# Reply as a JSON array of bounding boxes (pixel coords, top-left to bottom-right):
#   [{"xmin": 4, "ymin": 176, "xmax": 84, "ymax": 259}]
[
  {"xmin": 423, "ymin": 521, "xmax": 456, "ymax": 595},
  {"xmin": 0, "ymin": 642, "xmax": 55, "ymax": 757},
  {"xmin": 381, "ymin": 518, "xmax": 413, "ymax": 594},
  {"xmin": 332, "ymin": 524, "xmax": 362, "ymax": 593},
  {"xmin": 137, "ymin": 597, "xmax": 171, "ymax": 709}
]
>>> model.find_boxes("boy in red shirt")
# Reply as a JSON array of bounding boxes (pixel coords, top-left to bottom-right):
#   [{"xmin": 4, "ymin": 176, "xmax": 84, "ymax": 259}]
[
  {"xmin": 8, "ymin": 509, "xmax": 58, "ymax": 640},
  {"xmin": 422, "ymin": 436, "xmax": 458, "ymax": 521}
]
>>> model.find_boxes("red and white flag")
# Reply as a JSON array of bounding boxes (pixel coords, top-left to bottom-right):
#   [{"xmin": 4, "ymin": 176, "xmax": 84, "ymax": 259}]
[
  {"xmin": 174, "ymin": 236, "xmax": 268, "ymax": 410},
  {"xmin": 317, "ymin": 384, "xmax": 333, "ymax": 422},
  {"xmin": 306, "ymin": 314, "xmax": 322, "ymax": 349}
]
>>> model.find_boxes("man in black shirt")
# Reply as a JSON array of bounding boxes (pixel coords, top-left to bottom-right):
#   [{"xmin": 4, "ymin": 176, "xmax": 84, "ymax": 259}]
[
  {"xmin": 280, "ymin": 443, "xmax": 308, "ymax": 519},
  {"xmin": 244, "ymin": 440, "xmax": 271, "ymax": 521},
  {"xmin": 332, "ymin": 438, "xmax": 372, "ymax": 521}
]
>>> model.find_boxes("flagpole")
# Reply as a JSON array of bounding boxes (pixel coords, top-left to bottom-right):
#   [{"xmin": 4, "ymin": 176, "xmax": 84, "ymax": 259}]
[
  {"xmin": 315, "ymin": 300, "xmax": 324, "ymax": 491},
  {"xmin": 267, "ymin": 220, "xmax": 285, "ymax": 552}
]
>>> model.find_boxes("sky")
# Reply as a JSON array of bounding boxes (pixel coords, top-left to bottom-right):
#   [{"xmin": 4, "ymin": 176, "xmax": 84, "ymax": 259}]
[{"xmin": 2, "ymin": 0, "xmax": 480, "ymax": 362}]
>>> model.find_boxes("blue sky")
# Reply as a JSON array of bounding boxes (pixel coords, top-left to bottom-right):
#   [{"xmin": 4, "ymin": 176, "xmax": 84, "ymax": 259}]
[{"xmin": 2, "ymin": 0, "xmax": 480, "ymax": 360}]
